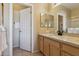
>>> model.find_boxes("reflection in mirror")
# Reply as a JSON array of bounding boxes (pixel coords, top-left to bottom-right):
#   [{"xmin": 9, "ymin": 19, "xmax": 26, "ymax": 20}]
[
  {"xmin": 48, "ymin": 14, "xmax": 54, "ymax": 28},
  {"xmin": 59, "ymin": 3, "xmax": 79, "ymax": 35},
  {"xmin": 40, "ymin": 13, "xmax": 47, "ymax": 27},
  {"xmin": 40, "ymin": 13, "xmax": 54, "ymax": 28},
  {"xmin": 67, "ymin": 17, "xmax": 79, "ymax": 34}
]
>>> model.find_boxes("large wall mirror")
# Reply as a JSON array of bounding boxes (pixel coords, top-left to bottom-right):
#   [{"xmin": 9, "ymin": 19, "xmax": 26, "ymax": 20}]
[
  {"xmin": 67, "ymin": 17, "xmax": 79, "ymax": 34},
  {"xmin": 40, "ymin": 13, "xmax": 54, "ymax": 28},
  {"xmin": 58, "ymin": 3, "xmax": 79, "ymax": 35}
]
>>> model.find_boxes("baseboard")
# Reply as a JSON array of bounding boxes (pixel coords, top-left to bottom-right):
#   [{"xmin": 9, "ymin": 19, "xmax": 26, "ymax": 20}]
[{"xmin": 32, "ymin": 50, "xmax": 40, "ymax": 53}]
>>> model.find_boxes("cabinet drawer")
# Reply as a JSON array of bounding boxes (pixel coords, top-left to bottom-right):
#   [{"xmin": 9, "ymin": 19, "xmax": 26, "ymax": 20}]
[
  {"xmin": 62, "ymin": 44, "xmax": 79, "ymax": 55},
  {"xmin": 38, "ymin": 35, "xmax": 44, "ymax": 53}
]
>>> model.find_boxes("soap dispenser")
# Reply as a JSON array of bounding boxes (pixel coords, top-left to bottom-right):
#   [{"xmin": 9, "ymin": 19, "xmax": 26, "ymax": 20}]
[{"xmin": 57, "ymin": 30, "xmax": 63, "ymax": 36}]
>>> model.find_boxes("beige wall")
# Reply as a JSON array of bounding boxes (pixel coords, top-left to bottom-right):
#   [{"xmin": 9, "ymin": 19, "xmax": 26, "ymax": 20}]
[
  {"xmin": 13, "ymin": 4, "xmax": 28, "ymax": 11},
  {"xmin": 69, "ymin": 7, "xmax": 79, "ymax": 28},
  {"xmin": 32, "ymin": 3, "xmax": 49, "ymax": 33},
  {"xmin": 71, "ymin": 7, "xmax": 79, "ymax": 18}
]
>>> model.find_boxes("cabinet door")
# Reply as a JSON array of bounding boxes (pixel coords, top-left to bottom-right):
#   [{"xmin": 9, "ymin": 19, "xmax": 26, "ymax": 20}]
[
  {"xmin": 62, "ymin": 43, "xmax": 79, "ymax": 56},
  {"xmin": 50, "ymin": 42, "xmax": 53, "ymax": 56},
  {"xmin": 44, "ymin": 37, "xmax": 50, "ymax": 56},
  {"xmin": 61, "ymin": 51, "xmax": 71, "ymax": 56},
  {"xmin": 38, "ymin": 35, "xmax": 44, "ymax": 53},
  {"xmin": 53, "ymin": 46, "xmax": 60, "ymax": 56},
  {"xmin": 50, "ymin": 40, "xmax": 60, "ymax": 56}
]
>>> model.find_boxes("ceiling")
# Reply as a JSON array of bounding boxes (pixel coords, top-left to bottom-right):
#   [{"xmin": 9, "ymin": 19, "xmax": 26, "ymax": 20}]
[
  {"xmin": 13, "ymin": 3, "xmax": 30, "ymax": 11},
  {"xmin": 61, "ymin": 3, "xmax": 79, "ymax": 9}
]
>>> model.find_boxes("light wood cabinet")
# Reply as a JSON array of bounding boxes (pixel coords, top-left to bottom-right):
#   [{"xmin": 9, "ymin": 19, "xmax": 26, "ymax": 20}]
[
  {"xmin": 38, "ymin": 35, "xmax": 61, "ymax": 56},
  {"xmin": 50, "ymin": 40, "xmax": 60, "ymax": 56},
  {"xmin": 49, "ymin": 41, "xmax": 53, "ymax": 55},
  {"xmin": 61, "ymin": 51, "xmax": 71, "ymax": 56},
  {"xmin": 38, "ymin": 35, "xmax": 44, "ymax": 53},
  {"xmin": 38, "ymin": 35, "xmax": 79, "ymax": 56},
  {"xmin": 43, "ymin": 37, "xmax": 50, "ymax": 56},
  {"xmin": 61, "ymin": 43, "xmax": 79, "ymax": 56}
]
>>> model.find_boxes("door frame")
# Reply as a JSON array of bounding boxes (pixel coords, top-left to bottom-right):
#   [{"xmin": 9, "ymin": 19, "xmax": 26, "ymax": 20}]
[
  {"xmin": 10, "ymin": 3, "xmax": 13, "ymax": 56},
  {"xmin": 19, "ymin": 4, "xmax": 35, "ymax": 53},
  {"xmin": 11, "ymin": 3, "xmax": 35, "ymax": 56},
  {"xmin": 57, "ymin": 11, "xmax": 67, "ymax": 33}
]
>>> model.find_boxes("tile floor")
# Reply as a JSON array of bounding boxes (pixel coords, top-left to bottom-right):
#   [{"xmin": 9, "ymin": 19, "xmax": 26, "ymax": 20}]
[{"xmin": 13, "ymin": 48, "xmax": 43, "ymax": 56}]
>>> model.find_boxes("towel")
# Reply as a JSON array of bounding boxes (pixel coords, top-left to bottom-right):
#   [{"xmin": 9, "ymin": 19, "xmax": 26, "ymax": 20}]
[{"xmin": 0, "ymin": 25, "xmax": 7, "ymax": 56}]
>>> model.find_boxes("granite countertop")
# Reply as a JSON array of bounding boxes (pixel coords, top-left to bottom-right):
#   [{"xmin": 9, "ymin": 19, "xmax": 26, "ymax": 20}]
[{"xmin": 39, "ymin": 33, "xmax": 79, "ymax": 48}]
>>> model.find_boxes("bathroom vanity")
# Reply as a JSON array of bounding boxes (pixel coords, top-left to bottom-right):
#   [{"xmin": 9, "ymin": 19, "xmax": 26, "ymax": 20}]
[{"xmin": 38, "ymin": 34, "xmax": 79, "ymax": 56}]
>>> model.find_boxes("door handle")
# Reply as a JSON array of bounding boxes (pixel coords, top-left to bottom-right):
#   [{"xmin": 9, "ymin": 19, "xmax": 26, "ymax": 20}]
[{"xmin": 19, "ymin": 30, "xmax": 22, "ymax": 32}]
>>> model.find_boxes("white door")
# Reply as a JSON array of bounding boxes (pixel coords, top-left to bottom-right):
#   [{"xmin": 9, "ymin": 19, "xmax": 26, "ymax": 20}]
[
  {"xmin": 13, "ymin": 11, "xmax": 20, "ymax": 47},
  {"xmin": 20, "ymin": 8, "xmax": 32, "ymax": 51}
]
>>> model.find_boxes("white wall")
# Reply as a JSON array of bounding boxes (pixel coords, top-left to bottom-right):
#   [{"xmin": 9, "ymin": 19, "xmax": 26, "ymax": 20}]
[
  {"xmin": 3, "ymin": 3, "xmax": 13, "ymax": 56},
  {"xmin": 0, "ymin": 4, "xmax": 2, "ymax": 25},
  {"xmin": 13, "ymin": 11, "xmax": 20, "ymax": 47}
]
